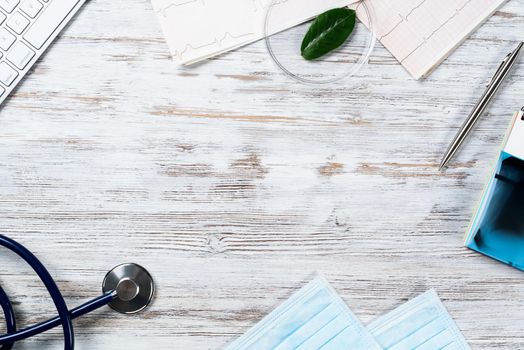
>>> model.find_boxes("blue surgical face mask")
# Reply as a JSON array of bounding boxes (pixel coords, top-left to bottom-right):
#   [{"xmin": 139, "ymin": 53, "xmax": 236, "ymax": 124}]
[
  {"xmin": 368, "ymin": 290, "xmax": 471, "ymax": 350},
  {"xmin": 225, "ymin": 276, "xmax": 381, "ymax": 350}
]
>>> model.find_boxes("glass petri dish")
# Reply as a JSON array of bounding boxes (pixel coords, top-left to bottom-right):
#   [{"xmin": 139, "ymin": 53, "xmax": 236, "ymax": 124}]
[{"xmin": 264, "ymin": 0, "xmax": 376, "ymax": 85}]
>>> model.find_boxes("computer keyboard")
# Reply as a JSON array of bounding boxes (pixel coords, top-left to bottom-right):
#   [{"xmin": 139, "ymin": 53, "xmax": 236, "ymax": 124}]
[{"xmin": 0, "ymin": 0, "xmax": 85, "ymax": 106}]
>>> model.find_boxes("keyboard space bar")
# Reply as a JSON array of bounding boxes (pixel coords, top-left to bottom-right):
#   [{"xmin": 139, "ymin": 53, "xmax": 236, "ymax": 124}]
[{"xmin": 24, "ymin": 0, "xmax": 80, "ymax": 50}]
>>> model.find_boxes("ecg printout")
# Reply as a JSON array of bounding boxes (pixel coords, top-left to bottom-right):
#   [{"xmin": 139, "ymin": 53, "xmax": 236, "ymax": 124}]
[
  {"xmin": 151, "ymin": 0, "xmax": 356, "ymax": 66},
  {"xmin": 152, "ymin": 0, "xmax": 507, "ymax": 78},
  {"xmin": 357, "ymin": 0, "xmax": 508, "ymax": 79}
]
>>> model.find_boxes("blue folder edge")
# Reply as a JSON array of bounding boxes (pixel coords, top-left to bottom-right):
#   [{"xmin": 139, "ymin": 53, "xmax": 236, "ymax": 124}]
[{"xmin": 464, "ymin": 110, "xmax": 524, "ymax": 271}]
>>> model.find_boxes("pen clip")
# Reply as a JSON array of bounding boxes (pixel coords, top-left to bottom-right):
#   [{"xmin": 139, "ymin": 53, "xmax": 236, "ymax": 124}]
[{"xmin": 486, "ymin": 52, "xmax": 511, "ymax": 87}]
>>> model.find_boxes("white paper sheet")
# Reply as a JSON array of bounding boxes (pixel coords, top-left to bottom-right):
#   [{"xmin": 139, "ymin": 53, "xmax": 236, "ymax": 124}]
[
  {"xmin": 151, "ymin": 0, "xmax": 507, "ymax": 78},
  {"xmin": 151, "ymin": 0, "xmax": 356, "ymax": 66},
  {"xmin": 505, "ymin": 111, "xmax": 524, "ymax": 161},
  {"xmin": 357, "ymin": 0, "xmax": 508, "ymax": 79}
]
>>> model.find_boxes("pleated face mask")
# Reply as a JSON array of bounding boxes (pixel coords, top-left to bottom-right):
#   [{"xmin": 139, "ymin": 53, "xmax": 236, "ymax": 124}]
[
  {"xmin": 368, "ymin": 290, "xmax": 471, "ymax": 350},
  {"xmin": 225, "ymin": 276, "xmax": 381, "ymax": 350}
]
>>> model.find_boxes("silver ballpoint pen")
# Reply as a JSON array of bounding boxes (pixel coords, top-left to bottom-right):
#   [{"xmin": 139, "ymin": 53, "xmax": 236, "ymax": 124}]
[{"xmin": 439, "ymin": 41, "xmax": 524, "ymax": 170}]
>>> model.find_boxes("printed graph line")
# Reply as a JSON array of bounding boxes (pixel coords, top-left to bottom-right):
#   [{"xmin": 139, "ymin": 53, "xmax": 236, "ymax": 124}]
[
  {"xmin": 174, "ymin": 31, "xmax": 255, "ymax": 59},
  {"xmin": 379, "ymin": 0, "xmax": 428, "ymax": 40},
  {"xmin": 157, "ymin": 0, "xmax": 205, "ymax": 17},
  {"xmin": 404, "ymin": 0, "xmax": 428, "ymax": 20},
  {"xmin": 159, "ymin": 0, "xmax": 290, "ymax": 16},
  {"xmin": 400, "ymin": 0, "xmax": 472, "ymax": 63},
  {"xmin": 158, "ymin": 0, "xmax": 294, "ymax": 60}
]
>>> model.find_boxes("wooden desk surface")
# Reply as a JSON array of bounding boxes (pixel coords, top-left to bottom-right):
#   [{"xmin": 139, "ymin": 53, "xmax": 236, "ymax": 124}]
[{"xmin": 0, "ymin": 1, "xmax": 523, "ymax": 349}]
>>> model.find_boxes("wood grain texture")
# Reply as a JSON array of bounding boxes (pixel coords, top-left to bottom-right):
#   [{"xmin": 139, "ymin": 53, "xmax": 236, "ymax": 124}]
[{"xmin": 0, "ymin": 0, "xmax": 523, "ymax": 349}]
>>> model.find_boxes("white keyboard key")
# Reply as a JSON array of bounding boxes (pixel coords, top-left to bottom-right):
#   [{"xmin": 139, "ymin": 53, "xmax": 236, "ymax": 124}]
[
  {"xmin": 0, "ymin": 0, "xmax": 19, "ymax": 13},
  {"xmin": 7, "ymin": 12, "xmax": 30, "ymax": 34},
  {"xmin": 0, "ymin": 12, "xmax": 6, "ymax": 24},
  {"xmin": 20, "ymin": 0, "xmax": 43, "ymax": 18},
  {"xmin": 0, "ymin": 62, "xmax": 18, "ymax": 85},
  {"xmin": 0, "ymin": 85, "xmax": 5, "ymax": 96},
  {"xmin": 23, "ymin": 0, "xmax": 80, "ymax": 49},
  {"xmin": 0, "ymin": 28, "xmax": 15, "ymax": 50},
  {"xmin": 6, "ymin": 41, "xmax": 34, "ymax": 69}
]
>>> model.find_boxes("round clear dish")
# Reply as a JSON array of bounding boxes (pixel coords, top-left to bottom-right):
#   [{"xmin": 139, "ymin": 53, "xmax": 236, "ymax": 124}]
[{"xmin": 264, "ymin": 1, "xmax": 376, "ymax": 85}]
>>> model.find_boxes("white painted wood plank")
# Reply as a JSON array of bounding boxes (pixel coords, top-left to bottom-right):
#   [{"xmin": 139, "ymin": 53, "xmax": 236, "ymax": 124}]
[{"xmin": 0, "ymin": 0, "xmax": 523, "ymax": 349}]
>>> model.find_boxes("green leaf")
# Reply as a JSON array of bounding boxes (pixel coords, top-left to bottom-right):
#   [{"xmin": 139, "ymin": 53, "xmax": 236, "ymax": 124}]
[{"xmin": 301, "ymin": 8, "xmax": 356, "ymax": 60}]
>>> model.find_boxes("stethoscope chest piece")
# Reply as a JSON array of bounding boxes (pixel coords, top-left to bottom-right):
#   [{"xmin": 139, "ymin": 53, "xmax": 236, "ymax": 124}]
[
  {"xmin": 102, "ymin": 263, "xmax": 155, "ymax": 314},
  {"xmin": 0, "ymin": 235, "xmax": 156, "ymax": 350}
]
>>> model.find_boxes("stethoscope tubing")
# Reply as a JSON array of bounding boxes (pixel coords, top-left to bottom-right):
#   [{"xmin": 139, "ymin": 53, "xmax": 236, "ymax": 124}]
[
  {"xmin": 0, "ymin": 235, "xmax": 113, "ymax": 350},
  {"xmin": 0, "ymin": 291, "xmax": 115, "ymax": 345},
  {"xmin": 0, "ymin": 286, "xmax": 16, "ymax": 350},
  {"xmin": 0, "ymin": 234, "xmax": 74, "ymax": 350}
]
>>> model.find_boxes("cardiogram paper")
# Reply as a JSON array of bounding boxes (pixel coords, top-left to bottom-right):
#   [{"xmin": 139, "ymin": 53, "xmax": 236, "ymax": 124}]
[
  {"xmin": 357, "ymin": 0, "xmax": 508, "ymax": 79},
  {"xmin": 151, "ymin": 0, "xmax": 508, "ymax": 79},
  {"xmin": 150, "ymin": 0, "xmax": 357, "ymax": 66}
]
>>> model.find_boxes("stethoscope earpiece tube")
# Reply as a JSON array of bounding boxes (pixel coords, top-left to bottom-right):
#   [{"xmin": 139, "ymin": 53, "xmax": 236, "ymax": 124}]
[
  {"xmin": 0, "ymin": 285, "xmax": 16, "ymax": 350},
  {"xmin": 0, "ymin": 235, "xmax": 154, "ymax": 350},
  {"xmin": 0, "ymin": 235, "xmax": 74, "ymax": 350}
]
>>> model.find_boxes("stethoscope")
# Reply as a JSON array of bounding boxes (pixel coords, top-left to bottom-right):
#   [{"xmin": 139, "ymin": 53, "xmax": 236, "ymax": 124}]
[{"xmin": 0, "ymin": 234, "xmax": 155, "ymax": 350}]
